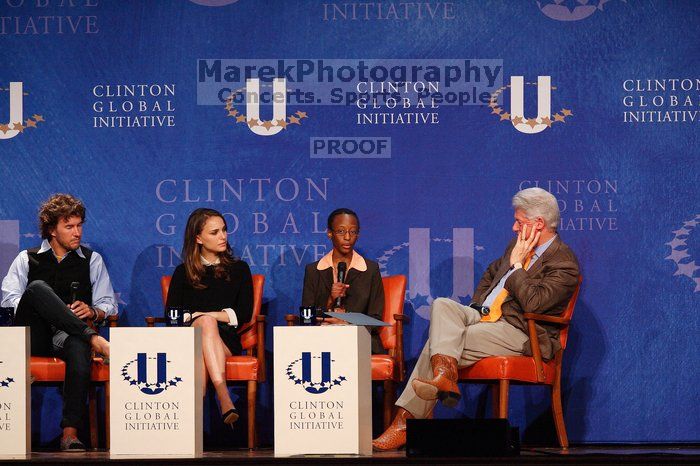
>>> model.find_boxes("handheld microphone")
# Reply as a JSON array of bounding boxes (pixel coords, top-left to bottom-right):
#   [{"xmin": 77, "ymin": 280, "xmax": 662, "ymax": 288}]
[
  {"xmin": 335, "ymin": 262, "xmax": 347, "ymax": 309},
  {"xmin": 70, "ymin": 281, "xmax": 79, "ymax": 304}
]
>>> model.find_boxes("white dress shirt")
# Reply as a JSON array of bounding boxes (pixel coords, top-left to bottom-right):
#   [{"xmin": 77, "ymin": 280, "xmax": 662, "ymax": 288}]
[{"xmin": 1, "ymin": 239, "xmax": 118, "ymax": 317}]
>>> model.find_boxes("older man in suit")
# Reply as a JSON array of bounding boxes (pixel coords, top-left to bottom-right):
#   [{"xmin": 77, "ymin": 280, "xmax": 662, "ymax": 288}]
[{"xmin": 373, "ymin": 187, "xmax": 580, "ymax": 451}]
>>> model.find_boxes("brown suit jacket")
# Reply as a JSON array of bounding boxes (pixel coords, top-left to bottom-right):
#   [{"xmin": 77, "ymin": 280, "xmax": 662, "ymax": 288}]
[
  {"xmin": 302, "ymin": 258, "xmax": 385, "ymax": 354},
  {"xmin": 473, "ymin": 236, "xmax": 580, "ymax": 360}
]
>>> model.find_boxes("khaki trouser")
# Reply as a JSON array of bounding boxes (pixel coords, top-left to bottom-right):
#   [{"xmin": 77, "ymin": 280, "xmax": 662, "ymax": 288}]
[{"xmin": 396, "ymin": 297, "xmax": 528, "ymax": 419}]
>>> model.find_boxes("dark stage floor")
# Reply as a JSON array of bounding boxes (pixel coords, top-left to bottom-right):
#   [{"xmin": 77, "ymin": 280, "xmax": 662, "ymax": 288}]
[{"xmin": 1, "ymin": 446, "xmax": 698, "ymax": 466}]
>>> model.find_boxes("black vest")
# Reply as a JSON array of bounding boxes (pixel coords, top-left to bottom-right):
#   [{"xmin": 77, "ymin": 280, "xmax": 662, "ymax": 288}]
[{"xmin": 27, "ymin": 246, "xmax": 93, "ymax": 306}]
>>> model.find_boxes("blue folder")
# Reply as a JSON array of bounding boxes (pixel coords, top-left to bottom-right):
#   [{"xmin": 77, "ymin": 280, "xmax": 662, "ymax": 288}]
[{"xmin": 323, "ymin": 311, "xmax": 391, "ymax": 327}]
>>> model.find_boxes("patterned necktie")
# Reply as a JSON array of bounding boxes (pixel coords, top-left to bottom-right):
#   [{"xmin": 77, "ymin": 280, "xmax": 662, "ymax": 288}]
[{"xmin": 481, "ymin": 251, "xmax": 535, "ymax": 323}]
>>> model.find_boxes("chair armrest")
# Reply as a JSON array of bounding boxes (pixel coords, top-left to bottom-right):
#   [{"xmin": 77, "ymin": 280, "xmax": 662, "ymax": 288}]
[
  {"xmin": 237, "ymin": 313, "xmax": 266, "ymax": 334},
  {"xmin": 525, "ymin": 318, "xmax": 546, "ymax": 383},
  {"xmin": 393, "ymin": 314, "xmax": 407, "ymax": 381},
  {"xmin": 285, "ymin": 314, "xmax": 299, "ymax": 326},
  {"xmin": 107, "ymin": 315, "xmax": 119, "ymax": 327},
  {"xmin": 523, "ymin": 312, "xmax": 570, "ymax": 382},
  {"xmin": 237, "ymin": 320, "xmax": 255, "ymax": 335},
  {"xmin": 145, "ymin": 316, "xmax": 167, "ymax": 327},
  {"xmin": 522, "ymin": 312, "xmax": 570, "ymax": 325},
  {"xmin": 256, "ymin": 315, "xmax": 266, "ymax": 383}
]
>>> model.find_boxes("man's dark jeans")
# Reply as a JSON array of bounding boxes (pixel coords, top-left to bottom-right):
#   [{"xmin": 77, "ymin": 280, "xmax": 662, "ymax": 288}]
[{"xmin": 14, "ymin": 280, "xmax": 97, "ymax": 429}]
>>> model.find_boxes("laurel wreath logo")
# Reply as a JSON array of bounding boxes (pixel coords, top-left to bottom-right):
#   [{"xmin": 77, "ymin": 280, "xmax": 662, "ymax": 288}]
[
  {"xmin": 0, "ymin": 85, "xmax": 44, "ymax": 136},
  {"xmin": 286, "ymin": 355, "xmax": 347, "ymax": 395},
  {"xmin": 487, "ymin": 82, "xmax": 572, "ymax": 129},
  {"xmin": 223, "ymin": 84, "xmax": 308, "ymax": 131},
  {"xmin": 665, "ymin": 214, "xmax": 700, "ymax": 293},
  {"xmin": 121, "ymin": 356, "xmax": 183, "ymax": 395},
  {"xmin": 0, "ymin": 361, "xmax": 14, "ymax": 389}
]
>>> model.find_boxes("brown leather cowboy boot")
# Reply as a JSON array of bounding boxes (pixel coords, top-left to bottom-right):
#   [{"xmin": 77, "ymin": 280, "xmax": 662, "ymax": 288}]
[
  {"xmin": 372, "ymin": 407, "xmax": 414, "ymax": 451},
  {"xmin": 411, "ymin": 354, "xmax": 461, "ymax": 407}
]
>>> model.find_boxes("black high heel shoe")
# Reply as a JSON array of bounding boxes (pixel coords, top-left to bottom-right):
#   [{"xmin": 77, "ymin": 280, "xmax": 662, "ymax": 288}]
[{"xmin": 222, "ymin": 407, "xmax": 239, "ymax": 426}]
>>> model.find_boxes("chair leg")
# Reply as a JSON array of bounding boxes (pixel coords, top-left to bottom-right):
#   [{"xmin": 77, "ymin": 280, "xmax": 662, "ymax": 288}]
[
  {"xmin": 89, "ymin": 385, "xmax": 98, "ymax": 450},
  {"xmin": 105, "ymin": 383, "xmax": 111, "ymax": 451},
  {"xmin": 551, "ymin": 382, "xmax": 569, "ymax": 449},
  {"xmin": 497, "ymin": 380, "xmax": 509, "ymax": 419},
  {"xmin": 382, "ymin": 380, "xmax": 396, "ymax": 429},
  {"xmin": 491, "ymin": 384, "xmax": 500, "ymax": 418},
  {"xmin": 247, "ymin": 380, "xmax": 257, "ymax": 450}
]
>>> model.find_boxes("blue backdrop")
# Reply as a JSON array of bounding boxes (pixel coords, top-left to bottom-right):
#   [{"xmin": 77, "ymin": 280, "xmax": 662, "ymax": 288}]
[{"xmin": 1, "ymin": 0, "xmax": 698, "ymax": 446}]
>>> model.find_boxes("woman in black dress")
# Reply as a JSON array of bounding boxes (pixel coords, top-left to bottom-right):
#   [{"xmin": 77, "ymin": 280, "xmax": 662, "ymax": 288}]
[
  {"xmin": 166, "ymin": 208, "xmax": 253, "ymax": 425},
  {"xmin": 301, "ymin": 208, "xmax": 385, "ymax": 353}
]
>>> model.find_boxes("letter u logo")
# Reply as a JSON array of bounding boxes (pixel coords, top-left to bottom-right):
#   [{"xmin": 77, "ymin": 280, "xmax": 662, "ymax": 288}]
[
  {"xmin": 408, "ymin": 228, "xmax": 474, "ymax": 318},
  {"xmin": 246, "ymin": 78, "xmax": 286, "ymax": 137},
  {"xmin": 137, "ymin": 353, "xmax": 167, "ymax": 395},
  {"xmin": 510, "ymin": 76, "xmax": 551, "ymax": 134},
  {"xmin": 301, "ymin": 308, "xmax": 313, "ymax": 320},
  {"xmin": 301, "ymin": 352, "xmax": 331, "ymax": 394},
  {"xmin": 1, "ymin": 82, "xmax": 23, "ymax": 141}
]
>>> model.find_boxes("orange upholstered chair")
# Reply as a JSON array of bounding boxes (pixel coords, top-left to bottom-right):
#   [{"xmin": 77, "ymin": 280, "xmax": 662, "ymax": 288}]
[
  {"xmin": 30, "ymin": 315, "xmax": 118, "ymax": 450},
  {"xmin": 373, "ymin": 274, "xmax": 408, "ymax": 428},
  {"xmin": 146, "ymin": 274, "xmax": 266, "ymax": 449},
  {"xmin": 285, "ymin": 274, "xmax": 408, "ymax": 429},
  {"xmin": 457, "ymin": 275, "xmax": 582, "ymax": 449}
]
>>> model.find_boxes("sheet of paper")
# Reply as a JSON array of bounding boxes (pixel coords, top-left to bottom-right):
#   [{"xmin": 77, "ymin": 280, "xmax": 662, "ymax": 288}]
[{"xmin": 324, "ymin": 312, "xmax": 391, "ymax": 327}]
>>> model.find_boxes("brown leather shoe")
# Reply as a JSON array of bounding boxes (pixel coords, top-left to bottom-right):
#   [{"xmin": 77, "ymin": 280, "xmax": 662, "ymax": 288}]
[
  {"xmin": 411, "ymin": 354, "xmax": 461, "ymax": 407},
  {"xmin": 372, "ymin": 407, "xmax": 414, "ymax": 451}
]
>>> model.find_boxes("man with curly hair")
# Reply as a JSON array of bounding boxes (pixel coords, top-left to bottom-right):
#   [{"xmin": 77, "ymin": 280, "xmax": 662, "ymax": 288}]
[{"xmin": 1, "ymin": 193, "xmax": 117, "ymax": 452}]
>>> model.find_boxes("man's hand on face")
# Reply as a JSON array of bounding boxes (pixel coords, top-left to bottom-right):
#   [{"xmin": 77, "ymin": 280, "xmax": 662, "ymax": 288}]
[
  {"xmin": 509, "ymin": 224, "xmax": 541, "ymax": 266},
  {"xmin": 69, "ymin": 300, "xmax": 93, "ymax": 320}
]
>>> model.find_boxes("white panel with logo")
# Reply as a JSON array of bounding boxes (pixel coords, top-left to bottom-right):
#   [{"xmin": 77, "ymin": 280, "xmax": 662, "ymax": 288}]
[
  {"xmin": 110, "ymin": 328, "xmax": 203, "ymax": 457},
  {"xmin": 0, "ymin": 327, "xmax": 30, "ymax": 458},
  {"xmin": 273, "ymin": 326, "xmax": 372, "ymax": 456}
]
